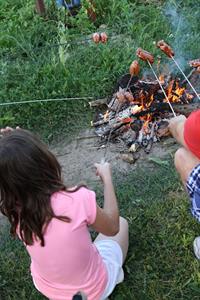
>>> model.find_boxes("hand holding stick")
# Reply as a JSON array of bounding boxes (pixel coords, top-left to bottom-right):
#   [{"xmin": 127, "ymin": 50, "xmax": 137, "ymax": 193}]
[{"xmin": 95, "ymin": 161, "xmax": 112, "ymax": 183}]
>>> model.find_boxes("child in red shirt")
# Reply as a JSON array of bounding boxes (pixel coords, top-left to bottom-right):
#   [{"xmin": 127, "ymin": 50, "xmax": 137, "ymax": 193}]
[{"xmin": 169, "ymin": 110, "xmax": 200, "ymax": 258}]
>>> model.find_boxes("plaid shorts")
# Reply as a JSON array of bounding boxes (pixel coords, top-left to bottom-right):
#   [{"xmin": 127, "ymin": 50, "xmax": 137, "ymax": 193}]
[{"xmin": 186, "ymin": 164, "xmax": 200, "ymax": 222}]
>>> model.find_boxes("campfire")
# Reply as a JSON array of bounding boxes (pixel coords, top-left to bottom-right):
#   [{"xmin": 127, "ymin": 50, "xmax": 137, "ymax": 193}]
[{"xmin": 91, "ymin": 66, "xmax": 199, "ymax": 163}]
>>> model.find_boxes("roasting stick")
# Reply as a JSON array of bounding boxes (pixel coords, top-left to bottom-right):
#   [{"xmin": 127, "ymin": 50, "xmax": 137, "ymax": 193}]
[
  {"xmin": 170, "ymin": 56, "xmax": 200, "ymax": 100},
  {"xmin": 147, "ymin": 60, "xmax": 176, "ymax": 117}
]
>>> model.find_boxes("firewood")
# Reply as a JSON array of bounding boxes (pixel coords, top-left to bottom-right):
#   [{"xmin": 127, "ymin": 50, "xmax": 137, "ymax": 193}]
[
  {"xmin": 157, "ymin": 120, "xmax": 170, "ymax": 138},
  {"xmin": 89, "ymin": 98, "xmax": 108, "ymax": 108},
  {"xmin": 145, "ymin": 123, "xmax": 156, "ymax": 154},
  {"xmin": 131, "ymin": 102, "xmax": 200, "ymax": 118},
  {"xmin": 91, "ymin": 119, "xmax": 109, "ymax": 127},
  {"xmin": 121, "ymin": 129, "xmax": 137, "ymax": 146}
]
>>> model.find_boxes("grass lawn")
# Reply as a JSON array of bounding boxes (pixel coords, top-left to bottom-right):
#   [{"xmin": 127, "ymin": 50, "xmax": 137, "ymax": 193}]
[{"xmin": 0, "ymin": 0, "xmax": 200, "ymax": 299}]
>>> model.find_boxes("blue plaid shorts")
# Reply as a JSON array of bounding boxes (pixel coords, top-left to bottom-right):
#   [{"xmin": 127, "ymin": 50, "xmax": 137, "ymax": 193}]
[{"xmin": 186, "ymin": 164, "xmax": 200, "ymax": 222}]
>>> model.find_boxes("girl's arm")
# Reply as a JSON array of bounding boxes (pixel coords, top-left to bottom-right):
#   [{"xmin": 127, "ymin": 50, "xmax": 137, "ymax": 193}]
[{"xmin": 91, "ymin": 162, "xmax": 119, "ymax": 236}]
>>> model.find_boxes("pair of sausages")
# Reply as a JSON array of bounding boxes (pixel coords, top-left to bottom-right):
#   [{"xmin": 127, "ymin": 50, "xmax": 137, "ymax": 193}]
[
  {"xmin": 136, "ymin": 40, "xmax": 174, "ymax": 64},
  {"xmin": 92, "ymin": 32, "xmax": 108, "ymax": 44}
]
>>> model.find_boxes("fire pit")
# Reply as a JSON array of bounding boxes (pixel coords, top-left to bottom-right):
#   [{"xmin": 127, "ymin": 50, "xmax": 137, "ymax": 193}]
[{"xmin": 91, "ymin": 70, "xmax": 200, "ymax": 163}]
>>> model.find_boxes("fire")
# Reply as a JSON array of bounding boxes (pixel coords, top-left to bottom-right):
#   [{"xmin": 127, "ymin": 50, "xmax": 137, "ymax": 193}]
[
  {"xmin": 166, "ymin": 79, "xmax": 186, "ymax": 103},
  {"xmin": 104, "ymin": 110, "xmax": 109, "ymax": 121},
  {"xmin": 142, "ymin": 114, "xmax": 152, "ymax": 133},
  {"xmin": 159, "ymin": 75, "xmax": 165, "ymax": 84},
  {"xmin": 102, "ymin": 74, "xmax": 193, "ymax": 130}
]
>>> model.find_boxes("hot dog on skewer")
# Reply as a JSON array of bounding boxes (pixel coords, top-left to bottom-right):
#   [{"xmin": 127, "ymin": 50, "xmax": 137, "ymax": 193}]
[
  {"xmin": 136, "ymin": 48, "xmax": 154, "ymax": 64},
  {"xmin": 92, "ymin": 32, "xmax": 100, "ymax": 43},
  {"xmin": 100, "ymin": 32, "xmax": 108, "ymax": 43},
  {"xmin": 157, "ymin": 40, "xmax": 174, "ymax": 58},
  {"xmin": 129, "ymin": 60, "xmax": 140, "ymax": 76},
  {"xmin": 189, "ymin": 58, "xmax": 200, "ymax": 68}
]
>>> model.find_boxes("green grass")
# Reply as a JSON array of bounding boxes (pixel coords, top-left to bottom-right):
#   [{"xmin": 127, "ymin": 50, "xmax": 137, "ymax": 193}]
[
  {"xmin": 1, "ymin": 161, "xmax": 200, "ymax": 299},
  {"xmin": 0, "ymin": 0, "xmax": 199, "ymax": 140},
  {"xmin": 0, "ymin": 0, "xmax": 200, "ymax": 299}
]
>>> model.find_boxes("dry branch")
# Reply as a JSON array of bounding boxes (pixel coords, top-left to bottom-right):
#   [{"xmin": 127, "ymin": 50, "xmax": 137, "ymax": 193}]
[{"xmin": 89, "ymin": 98, "xmax": 108, "ymax": 108}]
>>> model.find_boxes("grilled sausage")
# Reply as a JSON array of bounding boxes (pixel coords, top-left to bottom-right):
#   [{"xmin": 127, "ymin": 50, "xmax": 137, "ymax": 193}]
[
  {"xmin": 129, "ymin": 60, "xmax": 140, "ymax": 76},
  {"xmin": 157, "ymin": 40, "xmax": 174, "ymax": 57},
  {"xmin": 100, "ymin": 32, "xmax": 108, "ymax": 43},
  {"xmin": 136, "ymin": 48, "xmax": 154, "ymax": 64},
  {"xmin": 189, "ymin": 58, "xmax": 200, "ymax": 68},
  {"xmin": 92, "ymin": 32, "xmax": 100, "ymax": 43}
]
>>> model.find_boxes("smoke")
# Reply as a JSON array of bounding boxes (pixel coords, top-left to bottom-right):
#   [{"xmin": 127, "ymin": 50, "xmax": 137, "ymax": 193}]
[{"xmin": 163, "ymin": 2, "xmax": 194, "ymax": 72}]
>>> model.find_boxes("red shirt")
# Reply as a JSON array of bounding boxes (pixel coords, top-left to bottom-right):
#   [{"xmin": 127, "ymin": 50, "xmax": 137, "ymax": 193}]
[{"xmin": 184, "ymin": 109, "xmax": 200, "ymax": 159}]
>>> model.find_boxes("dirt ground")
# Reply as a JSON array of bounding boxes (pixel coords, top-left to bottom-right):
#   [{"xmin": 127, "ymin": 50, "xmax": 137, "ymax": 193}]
[
  {"xmin": 52, "ymin": 129, "xmax": 178, "ymax": 186},
  {"xmin": 0, "ymin": 129, "xmax": 178, "ymax": 227}
]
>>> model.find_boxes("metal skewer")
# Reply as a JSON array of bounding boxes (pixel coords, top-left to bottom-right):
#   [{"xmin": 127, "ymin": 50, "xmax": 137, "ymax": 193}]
[
  {"xmin": 147, "ymin": 60, "xmax": 177, "ymax": 117},
  {"xmin": 170, "ymin": 56, "xmax": 200, "ymax": 100}
]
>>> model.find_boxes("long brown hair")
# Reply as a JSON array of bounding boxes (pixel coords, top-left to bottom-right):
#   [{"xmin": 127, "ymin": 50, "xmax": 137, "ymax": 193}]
[{"xmin": 0, "ymin": 129, "xmax": 71, "ymax": 246}]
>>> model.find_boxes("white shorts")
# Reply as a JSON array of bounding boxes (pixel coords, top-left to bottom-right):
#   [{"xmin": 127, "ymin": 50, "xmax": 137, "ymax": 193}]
[{"xmin": 94, "ymin": 239, "xmax": 124, "ymax": 300}]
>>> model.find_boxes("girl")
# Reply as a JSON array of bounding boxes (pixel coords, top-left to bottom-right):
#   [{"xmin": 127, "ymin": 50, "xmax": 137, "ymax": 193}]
[{"xmin": 0, "ymin": 128, "xmax": 129, "ymax": 300}]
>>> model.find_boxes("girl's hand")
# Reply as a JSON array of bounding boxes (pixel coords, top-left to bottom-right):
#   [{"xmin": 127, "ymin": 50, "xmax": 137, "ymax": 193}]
[
  {"xmin": 94, "ymin": 161, "xmax": 112, "ymax": 183},
  {"xmin": 0, "ymin": 126, "xmax": 20, "ymax": 135}
]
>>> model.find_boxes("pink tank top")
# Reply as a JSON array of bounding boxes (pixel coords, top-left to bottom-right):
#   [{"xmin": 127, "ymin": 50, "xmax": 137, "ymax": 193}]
[{"xmin": 25, "ymin": 188, "xmax": 107, "ymax": 300}]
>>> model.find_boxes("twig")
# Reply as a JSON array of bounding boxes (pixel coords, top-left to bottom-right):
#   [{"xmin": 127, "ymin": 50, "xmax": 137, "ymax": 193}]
[{"xmin": 76, "ymin": 135, "xmax": 98, "ymax": 140}]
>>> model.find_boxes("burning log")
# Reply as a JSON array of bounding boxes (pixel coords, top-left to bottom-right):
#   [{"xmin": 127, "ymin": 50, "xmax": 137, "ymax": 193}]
[
  {"xmin": 92, "ymin": 65, "xmax": 199, "ymax": 160},
  {"xmin": 91, "ymin": 119, "xmax": 109, "ymax": 127},
  {"xmin": 157, "ymin": 120, "xmax": 170, "ymax": 138}
]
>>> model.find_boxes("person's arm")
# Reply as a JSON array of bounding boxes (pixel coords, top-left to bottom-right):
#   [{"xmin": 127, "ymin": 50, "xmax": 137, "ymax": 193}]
[
  {"xmin": 168, "ymin": 115, "xmax": 187, "ymax": 147},
  {"xmin": 91, "ymin": 162, "xmax": 119, "ymax": 236}
]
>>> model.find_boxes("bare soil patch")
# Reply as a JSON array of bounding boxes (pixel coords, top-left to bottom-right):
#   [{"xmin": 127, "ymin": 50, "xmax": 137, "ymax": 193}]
[{"xmin": 52, "ymin": 129, "xmax": 179, "ymax": 187}]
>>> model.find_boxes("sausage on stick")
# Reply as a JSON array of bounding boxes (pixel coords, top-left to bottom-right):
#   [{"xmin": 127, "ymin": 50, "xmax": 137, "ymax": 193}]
[
  {"xmin": 129, "ymin": 60, "xmax": 140, "ymax": 76},
  {"xmin": 157, "ymin": 40, "xmax": 174, "ymax": 58},
  {"xmin": 136, "ymin": 48, "xmax": 154, "ymax": 64}
]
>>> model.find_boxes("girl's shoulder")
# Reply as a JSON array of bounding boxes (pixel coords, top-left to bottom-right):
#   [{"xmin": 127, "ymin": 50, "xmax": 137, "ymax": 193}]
[
  {"xmin": 51, "ymin": 187, "xmax": 96, "ymax": 224},
  {"xmin": 51, "ymin": 186, "xmax": 94, "ymax": 204}
]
